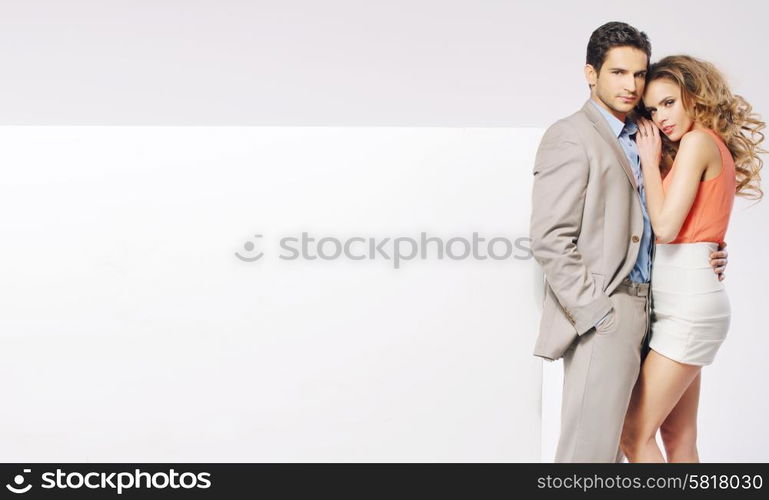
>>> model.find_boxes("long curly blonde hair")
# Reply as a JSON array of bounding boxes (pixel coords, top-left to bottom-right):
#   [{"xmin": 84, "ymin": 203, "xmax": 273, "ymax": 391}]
[{"xmin": 641, "ymin": 55, "xmax": 765, "ymax": 200}]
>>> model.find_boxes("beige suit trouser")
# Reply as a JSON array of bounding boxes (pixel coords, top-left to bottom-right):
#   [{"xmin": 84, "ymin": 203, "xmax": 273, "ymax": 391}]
[{"xmin": 555, "ymin": 279, "xmax": 651, "ymax": 462}]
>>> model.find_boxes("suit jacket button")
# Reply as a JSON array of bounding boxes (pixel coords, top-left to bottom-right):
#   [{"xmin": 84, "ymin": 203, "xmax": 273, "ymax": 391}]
[{"xmin": 631, "ymin": 235, "xmax": 640, "ymax": 243}]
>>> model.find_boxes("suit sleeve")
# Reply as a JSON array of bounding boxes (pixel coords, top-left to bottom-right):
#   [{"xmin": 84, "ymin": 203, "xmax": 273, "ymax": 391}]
[{"xmin": 529, "ymin": 120, "xmax": 613, "ymax": 335}]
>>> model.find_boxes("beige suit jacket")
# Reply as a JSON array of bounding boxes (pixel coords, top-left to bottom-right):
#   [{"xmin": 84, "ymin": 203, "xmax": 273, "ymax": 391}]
[{"xmin": 530, "ymin": 99, "xmax": 647, "ymax": 361}]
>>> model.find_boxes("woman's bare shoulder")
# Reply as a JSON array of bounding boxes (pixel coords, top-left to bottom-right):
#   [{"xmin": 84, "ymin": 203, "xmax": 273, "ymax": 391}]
[{"xmin": 678, "ymin": 129, "xmax": 720, "ymax": 162}]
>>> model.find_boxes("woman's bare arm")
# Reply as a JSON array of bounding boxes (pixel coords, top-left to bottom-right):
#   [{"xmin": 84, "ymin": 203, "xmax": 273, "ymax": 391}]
[{"xmin": 636, "ymin": 119, "xmax": 715, "ymax": 243}]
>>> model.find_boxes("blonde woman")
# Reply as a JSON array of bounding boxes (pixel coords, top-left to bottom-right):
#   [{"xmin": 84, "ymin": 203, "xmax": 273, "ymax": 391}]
[{"xmin": 620, "ymin": 55, "xmax": 765, "ymax": 462}]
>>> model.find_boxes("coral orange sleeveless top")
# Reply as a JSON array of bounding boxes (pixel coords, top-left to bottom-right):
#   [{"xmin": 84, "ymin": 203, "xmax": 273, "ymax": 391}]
[{"xmin": 659, "ymin": 128, "xmax": 736, "ymax": 245}]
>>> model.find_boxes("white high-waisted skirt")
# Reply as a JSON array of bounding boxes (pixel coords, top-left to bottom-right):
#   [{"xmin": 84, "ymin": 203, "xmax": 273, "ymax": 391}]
[{"xmin": 649, "ymin": 242, "xmax": 730, "ymax": 366}]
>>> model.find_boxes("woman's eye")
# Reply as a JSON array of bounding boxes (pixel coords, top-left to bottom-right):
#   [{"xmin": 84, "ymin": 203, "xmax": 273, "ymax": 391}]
[{"xmin": 665, "ymin": 100, "xmax": 674, "ymax": 107}]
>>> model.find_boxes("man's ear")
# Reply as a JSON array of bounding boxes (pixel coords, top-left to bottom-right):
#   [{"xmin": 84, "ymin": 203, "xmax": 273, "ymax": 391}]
[{"xmin": 584, "ymin": 64, "xmax": 598, "ymax": 89}]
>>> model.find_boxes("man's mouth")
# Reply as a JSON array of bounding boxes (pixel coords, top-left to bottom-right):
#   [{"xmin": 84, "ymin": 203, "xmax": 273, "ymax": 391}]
[{"xmin": 619, "ymin": 95, "xmax": 636, "ymax": 103}]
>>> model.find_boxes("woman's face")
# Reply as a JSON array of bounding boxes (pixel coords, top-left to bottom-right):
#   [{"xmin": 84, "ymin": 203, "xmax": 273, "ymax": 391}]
[{"xmin": 642, "ymin": 78, "xmax": 694, "ymax": 142}]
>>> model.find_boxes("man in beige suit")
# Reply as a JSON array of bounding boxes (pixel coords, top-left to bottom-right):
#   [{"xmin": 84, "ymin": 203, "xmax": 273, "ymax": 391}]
[{"xmin": 529, "ymin": 22, "xmax": 728, "ymax": 462}]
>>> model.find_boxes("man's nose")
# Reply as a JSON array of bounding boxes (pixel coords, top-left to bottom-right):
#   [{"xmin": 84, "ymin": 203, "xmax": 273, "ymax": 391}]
[{"xmin": 625, "ymin": 75, "xmax": 637, "ymax": 93}]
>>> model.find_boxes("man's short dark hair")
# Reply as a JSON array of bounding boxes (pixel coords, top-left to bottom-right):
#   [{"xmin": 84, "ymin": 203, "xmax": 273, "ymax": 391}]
[{"xmin": 586, "ymin": 22, "xmax": 651, "ymax": 73}]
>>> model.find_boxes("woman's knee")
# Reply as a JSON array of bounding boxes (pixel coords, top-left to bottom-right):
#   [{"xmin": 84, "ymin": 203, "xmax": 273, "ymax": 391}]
[
  {"xmin": 660, "ymin": 421, "xmax": 697, "ymax": 451},
  {"xmin": 620, "ymin": 424, "xmax": 653, "ymax": 456},
  {"xmin": 619, "ymin": 430, "xmax": 635, "ymax": 456}
]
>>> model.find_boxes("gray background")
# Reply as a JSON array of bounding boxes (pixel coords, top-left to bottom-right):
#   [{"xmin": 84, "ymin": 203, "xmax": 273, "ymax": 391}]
[{"xmin": 1, "ymin": 0, "xmax": 766, "ymax": 126}]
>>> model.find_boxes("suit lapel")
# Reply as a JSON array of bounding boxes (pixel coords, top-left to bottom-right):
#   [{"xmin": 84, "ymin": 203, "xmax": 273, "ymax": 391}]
[{"xmin": 581, "ymin": 99, "xmax": 638, "ymax": 191}]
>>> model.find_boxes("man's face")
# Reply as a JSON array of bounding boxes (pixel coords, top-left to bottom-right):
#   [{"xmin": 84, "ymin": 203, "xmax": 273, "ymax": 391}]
[{"xmin": 585, "ymin": 46, "xmax": 648, "ymax": 120}]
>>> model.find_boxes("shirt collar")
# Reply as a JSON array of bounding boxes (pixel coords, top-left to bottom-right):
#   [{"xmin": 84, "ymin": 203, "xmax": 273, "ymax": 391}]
[{"xmin": 590, "ymin": 99, "xmax": 637, "ymax": 137}]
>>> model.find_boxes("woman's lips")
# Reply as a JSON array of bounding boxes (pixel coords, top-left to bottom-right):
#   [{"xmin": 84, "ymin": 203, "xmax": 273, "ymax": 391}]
[{"xmin": 662, "ymin": 125, "xmax": 675, "ymax": 135}]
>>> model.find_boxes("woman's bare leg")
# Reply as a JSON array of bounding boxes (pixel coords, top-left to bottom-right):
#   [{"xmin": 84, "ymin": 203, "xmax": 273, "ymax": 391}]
[
  {"xmin": 659, "ymin": 372, "xmax": 701, "ymax": 462},
  {"xmin": 620, "ymin": 349, "xmax": 702, "ymax": 463}
]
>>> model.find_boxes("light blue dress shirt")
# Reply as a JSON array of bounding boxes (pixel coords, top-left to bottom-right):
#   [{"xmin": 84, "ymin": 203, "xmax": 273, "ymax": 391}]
[{"xmin": 590, "ymin": 99, "xmax": 653, "ymax": 285}]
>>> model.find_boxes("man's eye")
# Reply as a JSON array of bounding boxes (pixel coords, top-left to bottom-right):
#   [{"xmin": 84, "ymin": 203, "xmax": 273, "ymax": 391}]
[{"xmin": 612, "ymin": 70, "xmax": 621, "ymax": 75}]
